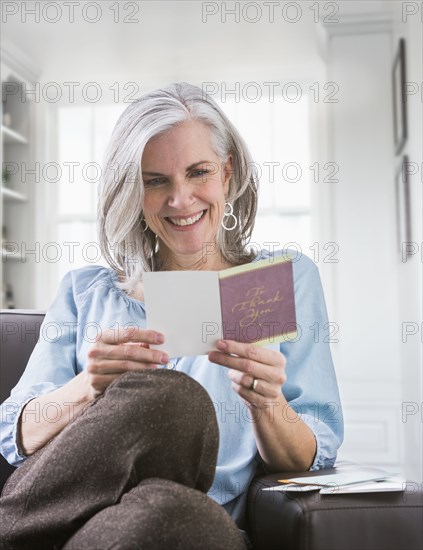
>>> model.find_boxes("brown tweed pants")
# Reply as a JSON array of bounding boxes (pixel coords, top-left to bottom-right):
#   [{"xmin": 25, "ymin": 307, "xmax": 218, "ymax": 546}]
[{"xmin": 0, "ymin": 369, "xmax": 246, "ymax": 550}]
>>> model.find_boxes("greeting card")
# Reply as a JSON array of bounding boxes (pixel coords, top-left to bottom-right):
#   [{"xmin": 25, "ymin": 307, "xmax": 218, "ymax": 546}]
[{"xmin": 143, "ymin": 255, "xmax": 297, "ymax": 357}]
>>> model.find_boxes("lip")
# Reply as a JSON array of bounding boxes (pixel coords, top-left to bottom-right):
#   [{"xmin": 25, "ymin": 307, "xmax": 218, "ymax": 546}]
[{"xmin": 165, "ymin": 209, "xmax": 207, "ymax": 231}]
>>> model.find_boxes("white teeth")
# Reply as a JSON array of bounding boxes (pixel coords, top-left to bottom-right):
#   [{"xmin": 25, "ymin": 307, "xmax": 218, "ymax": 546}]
[{"xmin": 168, "ymin": 211, "xmax": 204, "ymax": 226}]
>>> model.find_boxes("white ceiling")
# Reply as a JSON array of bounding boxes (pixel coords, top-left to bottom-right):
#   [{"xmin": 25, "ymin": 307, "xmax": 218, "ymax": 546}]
[
  {"xmin": 3, "ymin": 1, "xmax": 395, "ymax": 84},
  {"xmin": 4, "ymin": 0, "xmax": 321, "ymax": 83}
]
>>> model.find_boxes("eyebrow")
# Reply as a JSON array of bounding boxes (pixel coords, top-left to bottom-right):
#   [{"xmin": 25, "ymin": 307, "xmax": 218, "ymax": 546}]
[{"xmin": 142, "ymin": 160, "xmax": 213, "ymax": 177}]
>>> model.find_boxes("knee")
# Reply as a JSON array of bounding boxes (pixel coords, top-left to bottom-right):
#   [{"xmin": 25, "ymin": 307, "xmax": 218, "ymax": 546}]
[
  {"xmin": 63, "ymin": 479, "xmax": 246, "ymax": 550},
  {"xmin": 101, "ymin": 369, "xmax": 217, "ymax": 431},
  {"xmin": 79, "ymin": 369, "xmax": 219, "ymax": 492},
  {"xmin": 121, "ymin": 479, "xmax": 246, "ymax": 549}
]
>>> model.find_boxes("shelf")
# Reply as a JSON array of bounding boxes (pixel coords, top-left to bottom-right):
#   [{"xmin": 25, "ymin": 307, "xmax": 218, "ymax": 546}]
[
  {"xmin": 1, "ymin": 125, "xmax": 28, "ymax": 145},
  {"xmin": 1, "ymin": 187, "xmax": 27, "ymax": 202},
  {"xmin": 1, "ymin": 59, "xmax": 37, "ymax": 310}
]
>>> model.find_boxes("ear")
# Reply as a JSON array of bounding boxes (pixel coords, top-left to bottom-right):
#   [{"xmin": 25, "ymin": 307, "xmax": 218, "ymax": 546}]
[{"xmin": 222, "ymin": 155, "xmax": 233, "ymax": 195}]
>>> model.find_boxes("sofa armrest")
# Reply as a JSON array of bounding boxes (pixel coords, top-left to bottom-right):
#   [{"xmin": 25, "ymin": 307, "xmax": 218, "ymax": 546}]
[{"xmin": 247, "ymin": 471, "xmax": 423, "ymax": 550}]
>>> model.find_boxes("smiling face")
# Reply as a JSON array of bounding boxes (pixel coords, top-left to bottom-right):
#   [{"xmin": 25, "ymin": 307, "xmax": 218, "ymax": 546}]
[{"xmin": 141, "ymin": 120, "xmax": 233, "ymax": 270}]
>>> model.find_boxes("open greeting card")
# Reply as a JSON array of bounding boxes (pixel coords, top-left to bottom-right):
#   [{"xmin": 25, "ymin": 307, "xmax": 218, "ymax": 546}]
[{"xmin": 143, "ymin": 255, "xmax": 297, "ymax": 357}]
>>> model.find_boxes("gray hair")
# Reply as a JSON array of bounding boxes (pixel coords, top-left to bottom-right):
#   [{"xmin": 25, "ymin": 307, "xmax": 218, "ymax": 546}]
[{"xmin": 98, "ymin": 82, "xmax": 259, "ymax": 294}]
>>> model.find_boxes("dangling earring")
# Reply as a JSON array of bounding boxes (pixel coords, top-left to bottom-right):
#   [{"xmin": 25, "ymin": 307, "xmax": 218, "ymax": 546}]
[
  {"xmin": 140, "ymin": 218, "xmax": 149, "ymax": 232},
  {"xmin": 221, "ymin": 201, "xmax": 238, "ymax": 231},
  {"xmin": 124, "ymin": 256, "xmax": 131, "ymax": 275}
]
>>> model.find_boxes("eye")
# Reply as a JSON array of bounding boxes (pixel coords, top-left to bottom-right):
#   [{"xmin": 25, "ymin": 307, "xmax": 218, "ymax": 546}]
[
  {"xmin": 144, "ymin": 177, "xmax": 167, "ymax": 187},
  {"xmin": 190, "ymin": 169, "xmax": 209, "ymax": 178}
]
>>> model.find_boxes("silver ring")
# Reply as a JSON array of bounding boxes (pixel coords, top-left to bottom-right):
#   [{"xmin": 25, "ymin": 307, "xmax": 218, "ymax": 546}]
[{"xmin": 250, "ymin": 378, "xmax": 258, "ymax": 392}]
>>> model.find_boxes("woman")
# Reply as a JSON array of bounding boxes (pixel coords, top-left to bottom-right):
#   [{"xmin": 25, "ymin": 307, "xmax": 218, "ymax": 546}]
[{"xmin": 0, "ymin": 83, "xmax": 344, "ymax": 549}]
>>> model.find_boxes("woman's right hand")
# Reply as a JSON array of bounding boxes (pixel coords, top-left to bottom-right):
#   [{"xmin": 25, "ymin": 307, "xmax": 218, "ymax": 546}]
[
  {"xmin": 84, "ymin": 327, "xmax": 169, "ymax": 399},
  {"xmin": 19, "ymin": 328, "xmax": 168, "ymax": 457}
]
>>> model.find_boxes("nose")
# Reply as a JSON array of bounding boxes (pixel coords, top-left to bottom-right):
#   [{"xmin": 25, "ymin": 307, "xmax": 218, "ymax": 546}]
[{"xmin": 167, "ymin": 178, "xmax": 195, "ymax": 210}]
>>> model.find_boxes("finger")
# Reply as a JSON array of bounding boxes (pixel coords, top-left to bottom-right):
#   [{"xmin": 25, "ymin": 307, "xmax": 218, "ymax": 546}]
[
  {"xmin": 98, "ymin": 327, "xmax": 165, "ymax": 346},
  {"xmin": 88, "ymin": 342, "xmax": 169, "ymax": 367},
  {"xmin": 116, "ymin": 344, "xmax": 169, "ymax": 365},
  {"xmin": 209, "ymin": 350, "xmax": 276, "ymax": 382},
  {"xmin": 216, "ymin": 339, "xmax": 285, "ymax": 368},
  {"xmin": 227, "ymin": 370, "xmax": 281, "ymax": 399},
  {"xmin": 86, "ymin": 361, "xmax": 158, "ymax": 385},
  {"xmin": 227, "ymin": 369, "xmax": 255, "ymax": 390},
  {"xmin": 91, "ymin": 341, "xmax": 146, "ymax": 356},
  {"xmin": 87, "ymin": 360, "xmax": 160, "ymax": 376},
  {"xmin": 229, "ymin": 380, "xmax": 263, "ymax": 408}
]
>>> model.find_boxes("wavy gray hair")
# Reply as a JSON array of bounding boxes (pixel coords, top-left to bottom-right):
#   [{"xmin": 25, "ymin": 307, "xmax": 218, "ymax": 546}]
[{"xmin": 98, "ymin": 82, "xmax": 259, "ymax": 294}]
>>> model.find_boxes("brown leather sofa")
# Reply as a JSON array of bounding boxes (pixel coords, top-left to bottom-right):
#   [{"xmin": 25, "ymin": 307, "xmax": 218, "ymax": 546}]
[{"xmin": 1, "ymin": 310, "xmax": 422, "ymax": 550}]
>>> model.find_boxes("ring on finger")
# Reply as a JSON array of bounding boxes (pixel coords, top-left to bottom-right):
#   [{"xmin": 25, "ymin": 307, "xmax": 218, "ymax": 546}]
[{"xmin": 250, "ymin": 378, "xmax": 258, "ymax": 392}]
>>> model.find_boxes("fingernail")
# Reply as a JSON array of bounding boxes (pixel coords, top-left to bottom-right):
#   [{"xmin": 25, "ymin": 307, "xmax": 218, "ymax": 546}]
[
  {"xmin": 156, "ymin": 334, "xmax": 165, "ymax": 344},
  {"xmin": 217, "ymin": 340, "xmax": 227, "ymax": 349},
  {"xmin": 160, "ymin": 354, "xmax": 169, "ymax": 364}
]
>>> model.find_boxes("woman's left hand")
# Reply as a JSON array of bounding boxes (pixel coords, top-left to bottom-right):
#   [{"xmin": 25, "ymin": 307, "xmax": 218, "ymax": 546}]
[{"xmin": 208, "ymin": 339, "xmax": 287, "ymax": 409}]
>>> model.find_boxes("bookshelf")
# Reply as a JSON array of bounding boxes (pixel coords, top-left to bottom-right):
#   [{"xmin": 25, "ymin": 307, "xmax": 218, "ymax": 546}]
[{"xmin": 1, "ymin": 57, "xmax": 37, "ymax": 309}]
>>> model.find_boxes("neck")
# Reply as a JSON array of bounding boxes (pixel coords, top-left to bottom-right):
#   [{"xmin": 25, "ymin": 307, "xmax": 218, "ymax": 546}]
[{"xmin": 155, "ymin": 246, "xmax": 233, "ymax": 272}]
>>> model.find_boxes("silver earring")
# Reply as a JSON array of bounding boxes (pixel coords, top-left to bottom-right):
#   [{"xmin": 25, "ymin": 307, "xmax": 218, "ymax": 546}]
[
  {"xmin": 124, "ymin": 256, "xmax": 131, "ymax": 274},
  {"xmin": 140, "ymin": 218, "xmax": 149, "ymax": 232},
  {"xmin": 221, "ymin": 202, "xmax": 238, "ymax": 231}
]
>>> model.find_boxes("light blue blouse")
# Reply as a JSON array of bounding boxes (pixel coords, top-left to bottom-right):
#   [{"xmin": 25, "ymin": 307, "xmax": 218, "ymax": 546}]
[{"xmin": 0, "ymin": 248, "xmax": 344, "ymax": 512}]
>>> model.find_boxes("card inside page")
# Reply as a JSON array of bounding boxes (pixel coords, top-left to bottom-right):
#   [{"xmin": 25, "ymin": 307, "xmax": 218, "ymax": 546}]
[{"xmin": 143, "ymin": 271, "xmax": 222, "ymax": 357}]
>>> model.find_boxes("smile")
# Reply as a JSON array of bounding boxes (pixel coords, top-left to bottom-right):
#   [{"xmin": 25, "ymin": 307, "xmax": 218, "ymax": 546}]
[{"xmin": 166, "ymin": 210, "xmax": 206, "ymax": 227}]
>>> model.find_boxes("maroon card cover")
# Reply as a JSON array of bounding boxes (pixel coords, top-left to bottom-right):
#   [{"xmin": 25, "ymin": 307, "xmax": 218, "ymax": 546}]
[{"xmin": 218, "ymin": 258, "xmax": 297, "ymax": 345}]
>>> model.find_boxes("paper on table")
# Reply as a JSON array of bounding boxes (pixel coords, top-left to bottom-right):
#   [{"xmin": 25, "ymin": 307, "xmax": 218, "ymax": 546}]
[
  {"xmin": 262, "ymin": 484, "xmax": 321, "ymax": 492},
  {"xmin": 262, "ymin": 477, "xmax": 406, "ymax": 494},
  {"xmin": 319, "ymin": 477, "xmax": 406, "ymax": 494},
  {"xmin": 279, "ymin": 467, "xmax": 390, "ymax": 488}
]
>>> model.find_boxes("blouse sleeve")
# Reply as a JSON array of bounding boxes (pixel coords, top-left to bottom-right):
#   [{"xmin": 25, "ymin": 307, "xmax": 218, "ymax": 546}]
[
  {"xmin": 279, "ymin": 252, "xmax": 344, "ymax": 471},
  {"xmin": 0, "ymin": 271, "xmax": 79, "ymax": 467}
]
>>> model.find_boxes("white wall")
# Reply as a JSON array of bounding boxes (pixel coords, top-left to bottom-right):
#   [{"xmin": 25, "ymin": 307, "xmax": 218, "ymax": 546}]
[
  {"xmin": 323, "ymin": 10, "xmax": 422, "ymax": 481},
  {"xmin": 392, "ymin": 3, "xmax": 423, "ymax": 484}
]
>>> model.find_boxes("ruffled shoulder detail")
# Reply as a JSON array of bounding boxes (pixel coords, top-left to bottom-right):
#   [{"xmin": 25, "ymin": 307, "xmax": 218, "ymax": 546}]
[
  {"xmin": 66, "ymin": 264, "xmax": 116, "ymax": 306},
  {"xmin": 65, "ymin": 264, "xmax": 145, "ymax": 310}
]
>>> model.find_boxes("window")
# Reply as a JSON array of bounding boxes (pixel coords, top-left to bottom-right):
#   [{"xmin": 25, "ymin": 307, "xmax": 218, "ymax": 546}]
[
  {"xmin": 215, "ymin": 96, "xmax": 311, "ymax": 253},
  {"xmin": 55, "ymin": 104, "xmax": 126, "ymax": 282},
  {"xmin": 54, "ymin": 96, "xmax": 311, "ymax": 284}
]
